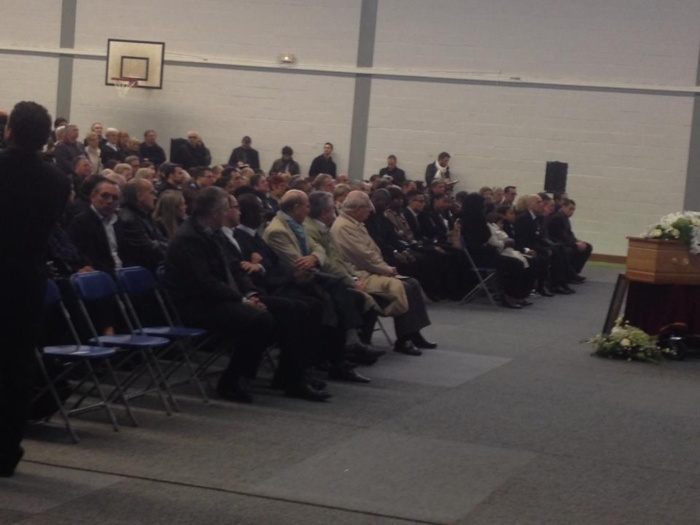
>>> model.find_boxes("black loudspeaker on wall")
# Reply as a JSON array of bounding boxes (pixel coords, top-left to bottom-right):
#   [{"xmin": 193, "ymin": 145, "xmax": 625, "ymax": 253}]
[{"xmin": 545, "ymin": 161, "xmax": 568, "ymax": 193}]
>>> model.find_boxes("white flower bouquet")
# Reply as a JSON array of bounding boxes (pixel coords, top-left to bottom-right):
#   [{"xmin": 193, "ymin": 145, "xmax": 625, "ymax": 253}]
[
  {"xmin": 643, "ymin": 211, "xmax": 700, "ymax": 255},
  {"xmin": 585, "ymin": 318, "xmax": 676, "ymax": 362}
]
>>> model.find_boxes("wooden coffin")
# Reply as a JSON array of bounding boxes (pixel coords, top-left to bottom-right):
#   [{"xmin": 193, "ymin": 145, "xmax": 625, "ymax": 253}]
[{"xmin": 625, "ymin": 237, "xmax": 700, "ymax": 284}]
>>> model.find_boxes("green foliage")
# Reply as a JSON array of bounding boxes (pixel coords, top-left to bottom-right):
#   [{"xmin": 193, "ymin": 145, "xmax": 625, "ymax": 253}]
[{"xmin": 585, "ymin": 318, "xmax": 676, "ymax": 363}]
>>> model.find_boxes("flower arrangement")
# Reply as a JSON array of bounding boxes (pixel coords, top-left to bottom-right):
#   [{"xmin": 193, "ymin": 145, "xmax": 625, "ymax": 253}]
[
  {"xmin": 643, "ymin": 211, "xmax": 700, "ymax": 255},
  {"xmin": 585, "ymin": 318, "xmax": 676, "ymax": 362}
]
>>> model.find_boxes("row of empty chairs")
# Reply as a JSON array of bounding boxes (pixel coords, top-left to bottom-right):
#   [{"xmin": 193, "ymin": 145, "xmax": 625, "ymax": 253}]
[{"xmin": 34, "ymin": 267, "xmax": 220, "ymax": 442}]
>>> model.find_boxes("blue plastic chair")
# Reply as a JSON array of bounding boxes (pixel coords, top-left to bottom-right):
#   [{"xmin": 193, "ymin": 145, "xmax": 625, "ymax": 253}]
[
  {"xmin": 70, "ymin": 271, "xmax": 175, "ymax": 415},
  {"xmin": 34, "ymin": 280, "xmax": 136, "ymax": 441},
  {"xmin": 116, "ymin": 266, "xmax": 211, "ymax": 403}
]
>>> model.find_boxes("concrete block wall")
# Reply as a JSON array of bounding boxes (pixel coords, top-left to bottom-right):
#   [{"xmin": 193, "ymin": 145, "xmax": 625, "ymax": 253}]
[{"xmin": 1, "ymin": 0, "xmax": 699, "ymax": 256}]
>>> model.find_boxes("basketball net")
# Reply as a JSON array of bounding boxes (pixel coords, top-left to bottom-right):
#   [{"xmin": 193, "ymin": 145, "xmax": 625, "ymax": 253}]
[{"xmin": 112, "ymin": 77, "xmax": 139, "ymax": 98}]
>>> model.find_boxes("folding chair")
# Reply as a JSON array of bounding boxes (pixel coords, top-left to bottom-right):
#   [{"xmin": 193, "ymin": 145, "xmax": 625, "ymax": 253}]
[
  {"xmin": 70, "ymin": 271, "xmax": 175, "ymax": 415},
  {"xmin": 458, "ymin": 237, "xmax": 499, "ymax": 307},
  {"xmin": 33, "ymin": 280, "xmax": 136, "ymax": 442},
  {"xmin": 116, "ymin": 266, "xmax": 211, "ymax": 403},
  {"xmin": 368, "ymin": 293, "xmax": 394, "ymax": 346}
]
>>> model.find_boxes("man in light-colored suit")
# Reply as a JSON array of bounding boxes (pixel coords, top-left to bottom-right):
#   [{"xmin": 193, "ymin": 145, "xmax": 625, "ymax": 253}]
[
  {"xmin": 263, "ymin": 190, "xmax": 373, "ymax": 381},
  {"xmin": 305, "ymin": 191, "xmax": 408, "ymax": 317},
  {"xmin": 331, "ymin": 191, "xmax": 436, "ymax": 356}
]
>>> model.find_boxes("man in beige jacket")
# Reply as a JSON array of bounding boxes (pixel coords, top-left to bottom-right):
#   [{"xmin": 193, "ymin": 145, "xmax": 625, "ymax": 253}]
[
  {"xmin": 263, "ymin": 190, "xmax": 373, "ymax": 382},
  {"xmin": 331, "ymin": 191, "xmax": 435, "ymax": 356}
]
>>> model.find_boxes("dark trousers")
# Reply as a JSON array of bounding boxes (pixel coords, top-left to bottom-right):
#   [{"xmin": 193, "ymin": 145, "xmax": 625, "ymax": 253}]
[
  {"xmin": 183, "ymin": 301, "xmax": 275, "ymax": 384},
  {"xmin": 394, "ymin": 277, "xmax": 431, "ymax": 339},
  {"xmin": 565, "ymin": 243, "xmax": 592, "ymax": 274},
  {"xmin": 0, "ymin": 324, "xmax": 37, "ymax": 472},
  {"xmin": 259, "ymin": 295, "xmax": 316, "ymax": 386}
]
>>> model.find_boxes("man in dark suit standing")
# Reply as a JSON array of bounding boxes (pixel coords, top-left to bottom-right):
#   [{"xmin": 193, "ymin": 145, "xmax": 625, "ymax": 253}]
[
  {"xmin": 308, "ymin": 142, "xmax": 337, "ymax": 179},
  {"xmin": 546, "ymin": 198, "xmax": 591, "ymax": 281},
  {"xmin": 379, "ymin": 154, "xmax": 406, "ymax": 186},
  {"xmin": 424, "ymin": 152, "xmax": 451, "ymax": 185},
  {"xmin": 0, "ymin": 101, "xmax": 71, "ymax": 477},
  {"xmin": 228, "ymin": 135, "xmax": 260, "ymax": 172}
]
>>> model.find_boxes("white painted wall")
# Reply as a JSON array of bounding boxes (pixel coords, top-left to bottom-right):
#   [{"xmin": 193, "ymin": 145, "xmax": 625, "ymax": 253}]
[
  {"xmin": 69, "ymin": 59, "xmax": 355, "ymax": 174},
  {"xmin": 369, "ymin": 0, "xmax": 700, "ymax": 255},
  {"xmin": 1, "ymin": 0, "xmax": 699, "ymax": 255}
]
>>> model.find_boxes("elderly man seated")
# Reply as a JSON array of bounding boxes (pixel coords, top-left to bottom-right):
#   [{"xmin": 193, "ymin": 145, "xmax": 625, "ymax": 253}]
[
  {"xmin": 331, "ymin": 191, "xmax": 436, "ymax": 356},
  {"xmin": 164, "ymin": 187, "xmax": 330, "ymax": 403},
  {"xmin": 263, "ymin": 190, "xmax": 373, "ymax": 382}
]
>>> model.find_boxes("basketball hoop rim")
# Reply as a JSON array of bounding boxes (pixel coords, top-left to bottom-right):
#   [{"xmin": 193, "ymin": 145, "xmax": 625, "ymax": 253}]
[{"xmin": 111, "ymin": 76, "xmax": 140, "ymax": 85}]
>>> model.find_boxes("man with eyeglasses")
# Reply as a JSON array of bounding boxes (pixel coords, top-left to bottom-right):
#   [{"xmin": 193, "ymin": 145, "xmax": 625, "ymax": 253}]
[{"xmin": 68, "ymin": 179, "xmax": 125, "ymax": 275}]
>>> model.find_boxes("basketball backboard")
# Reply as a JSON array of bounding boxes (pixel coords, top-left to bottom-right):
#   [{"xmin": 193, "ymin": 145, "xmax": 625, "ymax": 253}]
[{"xmin": 106, "ymin": 39, "xmax": 165, "ymax": 89}]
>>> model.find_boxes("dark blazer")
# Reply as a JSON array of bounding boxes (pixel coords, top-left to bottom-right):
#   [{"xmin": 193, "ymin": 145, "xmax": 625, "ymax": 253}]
[
  {"xmin": 234, "ymin": 227, "xmax": 293, "ymax": 292},
  {"xmin": 164, "ymin": 218, "xmax": 245, "ymax": 318},
  {"xmin": 117, "ymin": 203, "xmax": 168, "ymax": 272},
  {"xmin": 0, "ymin": 148, "xmax": 71, "ymax": 321},
  {"xmin": 402, "ymin": 208, "xmax": 425, "ymax": 242},
  {"xmin": 365, "ymin": 211, "xmax": 410, "ymax": 264},
  {"xmin": 228, "ymin": 146, "xmax": 260, "ymax": 171},
  {"xmin": 270, "ymin": 158, "xmax": 300, "ymax": 176},
  {"xmin": 308, "ymin": 155, "xmax": 336, "ymax": 178},
  {"xmin": 67, "ymin": 209, "xmax": 125, "ymax": 275},
  {"xmin": 419, "ymin": 209, "xmax": 449, "ymax": 243},
  {"xmin": 425, "ymin": 163, "xmax": 450, "ymax": 185},
  {"xmin": 100, "ymin": 144, "xmax": 125, "ymax": 166},
  {"xmin": 170, "ymin": 138, "xmax": 212, "ymax": 170},
  {"xmin": 378, "ymin": 166, "xmax": 406, "ymax": 185},
  {"xmin": 513, "ymin": 211, "xmax": 548, "ymax": 252},
  {"xmin": 54, "ymin": 141, "xmax": 85, "ymax": 174},
  {"xmin": 546, "ymin": 211, "xmax": 577, "ymax": 248},
  {"xmin": 138, "ymin": 142, "xmax": 167, "ymax": 167}
]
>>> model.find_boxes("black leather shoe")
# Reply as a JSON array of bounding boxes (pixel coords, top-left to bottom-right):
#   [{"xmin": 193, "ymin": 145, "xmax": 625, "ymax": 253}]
[
  {"xmin": 501, "ymin": 297, "xmax": 522, "ymax": 309},
  {"xmin": 410, "ymin": 333, "xmax": 437, "ymax": 349},
  {"xmin": 217, "ymin": 380, "xmax": 253, "ymax": 403},
  {"xmin": 307, "ymin": 377, "xmax": 327, "ymax": 390},
  {"xmin": 570, "ymin": 274, "xmax": 586, "ymax": 284},
  {"xmin": 518, "ymin": 299, "xmax": 534, "ymax": 307},
  {"xmin": 0, "ymin": 447, "xmax": 23, "ymax": 478},
  {"xmin": 272, "ymin": 375, "xmax": 328, "ymax": 391},
  {"xmin": 328, "ymin": 366, "xmax": 371, "ymax": 383},
  {"xmin": 345, "ymin": 342, "xmax": 386, "ymax": 359},
  {"xmin": 285, "ymin": 382, "xmax": 332, "ymax": 402},
  {"xmin": 551, "ymin": 286, "xmax": 574, "ymax": 295},
  {"xmin": 394, "ymin": 339, "xmax": 422, "ymax": 356},
  {"xmin": 537, "ymin": 287, "xmax": 554, "ymax": 297}
]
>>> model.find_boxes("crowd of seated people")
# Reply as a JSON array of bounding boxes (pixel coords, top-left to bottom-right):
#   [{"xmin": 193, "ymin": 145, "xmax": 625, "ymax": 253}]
[{"xmin": 18, "ymin": 115, "xmax": 593, "ymax": 406}]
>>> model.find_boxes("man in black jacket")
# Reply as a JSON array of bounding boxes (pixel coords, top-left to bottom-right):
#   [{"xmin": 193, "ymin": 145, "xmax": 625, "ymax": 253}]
[
  {"xmin": 164, "ymin": 187, "xmax": 275, "ymax": 403},
  {"xmin": 546, "ymin": 198, "xmax": 591, "ymax": 280},
  {"xmin": 118, "ymin": 178, "xmax": 167, "ymax": 272},
  {"xmin": 228, "ymin": 135, "xmax": 260, "ymax": 172},
  {"xmin": 171, "ymin": 131, "xmax": 211, "ymax": 170},
  {"xmin": 67, "ymin": 179, "xmax": 125, "ymax": 275},
  {"xmin": 308, "ymin": 142, "xmax": 337, "ymax": 179},
  {"xmin": 514, "ymin": 194, "xmax": 574, "ymax": 295},
  {"xmin": 138, "ymin": 129, "xmax": 167, "ymax": 167},
  {"xmin": 0, "ymin": 101, "xmax": 71, "ymax": 477}
]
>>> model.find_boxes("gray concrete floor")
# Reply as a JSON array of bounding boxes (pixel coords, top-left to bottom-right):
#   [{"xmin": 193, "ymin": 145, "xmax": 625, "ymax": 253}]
[{"xmin": 2, "ymin": 264, "xmax": 700, "ymax": 525}]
